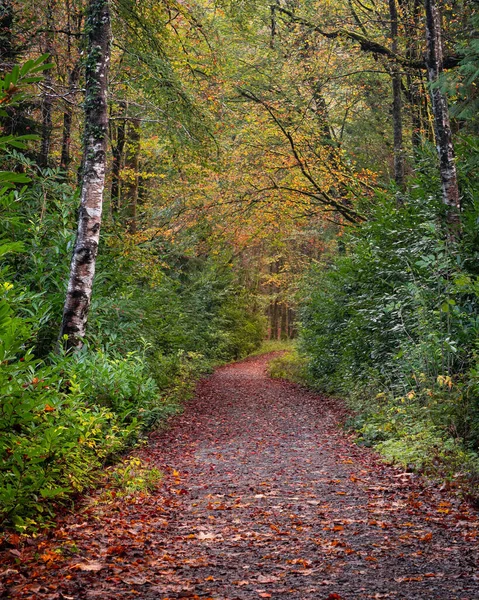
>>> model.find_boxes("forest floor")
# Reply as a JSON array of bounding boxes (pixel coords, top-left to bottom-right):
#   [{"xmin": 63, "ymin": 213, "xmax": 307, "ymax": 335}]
[{"xmin": 1, "ymin": 353, "xmax": 479, "ymax": 599}]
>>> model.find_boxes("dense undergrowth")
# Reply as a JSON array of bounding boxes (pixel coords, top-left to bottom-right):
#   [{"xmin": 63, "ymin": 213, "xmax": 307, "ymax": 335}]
[
  {"xmin": 0, "ymin": 71, "xmax": 265, "ymax": 529},
  {"xmin": 1, "ymin": 176, "xmax": 264, "ymax": 529},
  {"xmin": 286, "ymin": 139, "xmax": 479, "ymax": 497}
]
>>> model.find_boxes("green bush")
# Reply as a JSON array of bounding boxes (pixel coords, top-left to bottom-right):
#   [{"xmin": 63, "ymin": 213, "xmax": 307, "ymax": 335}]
[
  {"xmin": 299, "ymin": 147, "xmax": 479, "ymax": 491},
  {"xmin": 268, "ymin": 349, "xmax": 307, "ymax": 384},
  {"xmin": 0, "ymin": 287, "xmax": 134, "ymax": 529},
  {"xmin": 0, "ymin": 61, "xmax": 267, "ymax": 530}
]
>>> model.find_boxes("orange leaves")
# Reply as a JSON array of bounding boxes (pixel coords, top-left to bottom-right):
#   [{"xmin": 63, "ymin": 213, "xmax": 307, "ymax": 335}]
[
  {"xmin": 106, "ymin": 544, "xmax": 127, "ymax": 557},
  {"xmin": 269, "ymin": 523, "xmax": 288, "ymax": 536}
]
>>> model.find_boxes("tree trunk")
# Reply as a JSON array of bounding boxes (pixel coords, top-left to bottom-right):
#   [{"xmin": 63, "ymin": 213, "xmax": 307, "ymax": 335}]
[
  {"xmin": 123, "ymin": 117, "xmax": 141, "ymax": 233},
  {"xmin": 110, "ymin": 101, "xmax": 126, "ymax": 215},
  {"xmin": 272, "ymin": 299, "xmax": 279, "ymax": 340},
  {"xmin": 59, "ymin": 0, "xmax": 111, "ymax": 350},
  {"xmin": 39, "ymin": 0, "xmax": 55, "ymax": 168},
  {"xmin": 389, "ymin": 0, "xmax": 404, "ymax": 190},
  {"xmin": 424, "ymin": 0, "xmax": 460, "ymax": 225},
  {"xmin": 280, "ymin": 302, "xmax": 287, "ymax": 340}
]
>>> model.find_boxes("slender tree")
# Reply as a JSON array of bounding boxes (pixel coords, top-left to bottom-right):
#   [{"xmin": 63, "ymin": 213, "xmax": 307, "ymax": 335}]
[
  {"xmin": 110, "ymin": 100, "xmax": 126, "ymax": 214},
  {"xmin": 123, "ymin": 117, "xmax": 141, "ymax": 233},
  {"xmin": 59, "ymin": 0, "xmax": 111, "ymax": 350},
  {"xmin": 389, "ymin": 0, "xmax": 404, "ymax": 190},
  {"xmin": 39, "ymin": 0, "xmax": 55, "ymax": 167},
  {"xmin": 424, "ymin": 0, "xmax": 460, "ymax": 224}
]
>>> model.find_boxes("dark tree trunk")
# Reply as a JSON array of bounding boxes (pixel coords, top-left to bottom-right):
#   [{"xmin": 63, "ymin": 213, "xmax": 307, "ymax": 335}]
[
  {"xmin": 424, "ymin": 0, "xmax": 460, "ymax": 224},
  {"xmin": 123, "ymin": 117, "xmax": 141, "ymax": 233},
  {"xmin": 272, "ymin": 299, "xmax": 279, "ymax": 340},
  {"xmin": 110, "ymin": 101, "xmax": 126, "ymax": 215},
  {"xmin": 59, "ymin": 0, "xmax": 111, "ymax": 350},
  {"xmin": 389, "ymin": 0, "xmax": 404, "ymax": 190},
  {"xmin": 401, "ymin": 0, "xmax": 424, "ymax": 151},
  {"xmin": 280, "ymin": 303, "xmax": 287, "ymax": 340},
  {"xmin": 39, "ymin": 0, "xmax": 55, "ymax": 168}
]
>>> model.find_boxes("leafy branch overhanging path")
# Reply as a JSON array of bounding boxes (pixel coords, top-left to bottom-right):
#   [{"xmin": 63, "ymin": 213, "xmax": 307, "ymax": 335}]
[{"xmin": 1, "ymin": 354, "xmax": 478, "ymax": 599}]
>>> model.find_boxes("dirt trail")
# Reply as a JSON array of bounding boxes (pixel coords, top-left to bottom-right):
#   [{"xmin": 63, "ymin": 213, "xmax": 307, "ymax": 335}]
[{"xmin": 1, "ymin": 354, "xmax": 478, "ymax": 599}]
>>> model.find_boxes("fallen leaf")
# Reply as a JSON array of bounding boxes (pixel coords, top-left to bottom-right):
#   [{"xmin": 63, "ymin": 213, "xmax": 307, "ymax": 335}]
[
  {"xmin": 197, "ymin": 532, "xmax": 217, "ymax": 540},
  {"xmin": 71, "ymin": 561, "xmax": 105, "ymax": 572},
  {"xmin": 257, "ymin": 575, "xmax": 279, "ymax": 583}
]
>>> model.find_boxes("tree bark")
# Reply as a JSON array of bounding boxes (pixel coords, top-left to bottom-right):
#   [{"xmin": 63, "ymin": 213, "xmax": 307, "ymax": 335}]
[
  {"xmin": 39, "ymin": 0, "xmax": 55, "ymax": 168},
  {"xmin": 389, "ymin": 0, "xmax": 404, "ymax": 190},
  {"xmin": 424, "ymin": 0, "xmax": 460, "ymax": 224},
  {"xmin": 59, "ymin": 0, "xmax": 111, "ymax": 350},
  {"xmin": 280, "ymin": 302, "xmax": 287, "ymax": 340},
  {"xmin": 110, "ymin": 101, "xmax": 126, "ymax": 215},
  {"xmin": 123, "ymin": 117, "xmax": 140, "ymax": 233}
]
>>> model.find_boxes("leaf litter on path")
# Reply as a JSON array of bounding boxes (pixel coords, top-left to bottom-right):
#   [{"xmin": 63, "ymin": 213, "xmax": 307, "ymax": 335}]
[{"xmin": 1, "ymin": 353, "xmax": 478, "ymax": 599}]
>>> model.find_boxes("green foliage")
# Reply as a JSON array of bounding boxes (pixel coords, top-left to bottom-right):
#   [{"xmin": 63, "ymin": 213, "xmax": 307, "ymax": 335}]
[
  {"xmin": 300, "ymin": 148, "xmax": 479, "ymax": 491},
  {"xmin": 0, "ymin": 286, "xmax": 134, "ymax": 529},
  {"xmin": 447, "ymin": 13, "xmax": 479, "ymax": 132},
  {"xmin": 107, "ymin": 456, "xmax": 162, "ymax": 496},
  {"xmin": 268, "ymin": 349, "xmax": 307, "ymax": 384},
  {"xmin": 0, "ymin": 61, "xmax": 265, "ymax": 530}
]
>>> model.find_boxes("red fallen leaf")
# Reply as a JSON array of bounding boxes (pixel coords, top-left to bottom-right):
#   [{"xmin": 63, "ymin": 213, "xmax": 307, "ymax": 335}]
[
  {"xmin": 421, "ymin": 532, "xmax": 433, "ymax": 542},
  {"xmin": 8, "ymin": 534, "xmax": 21, "ymax": 546},
  {"xmin": 328, "ymin": 594, "xmax": 343, "ymax": 599},
  {"xmin": 44, "ymin": 404, "xmax": 55, "ymax": 412},
  {"xmin": 107, "ymin": 545, "xmax": 127, "ymax": 556}
]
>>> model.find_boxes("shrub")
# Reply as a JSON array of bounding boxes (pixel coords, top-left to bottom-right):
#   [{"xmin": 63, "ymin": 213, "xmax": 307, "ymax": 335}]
[
  {"xmin": 299, "ymin": 149, "xmax": 479, "ymax": 492},
  {"xmin": 0, "ymin": 288, "xmax": 134, "ymax": 529}
]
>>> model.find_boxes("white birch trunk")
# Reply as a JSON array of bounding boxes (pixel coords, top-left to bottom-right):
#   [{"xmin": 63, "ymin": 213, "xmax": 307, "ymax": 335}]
[{"xmin": 59, "ymin": 0, "xmax": 110, "ymax": 350}]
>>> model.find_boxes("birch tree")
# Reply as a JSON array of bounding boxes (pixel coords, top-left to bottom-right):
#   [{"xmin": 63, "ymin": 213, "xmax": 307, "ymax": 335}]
[
  {"xmin": 59, "ymin": 0, "xmax": 110, "ymax": 350},
  {"xmin": 424, "ymin": 0, "xmax": 460, "ymax": 225}
]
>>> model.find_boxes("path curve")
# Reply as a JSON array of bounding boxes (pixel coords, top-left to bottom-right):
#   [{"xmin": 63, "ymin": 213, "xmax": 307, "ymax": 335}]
[{"xmin": 1, "ymin": 354, "xmax": 478, "ymax": 599}]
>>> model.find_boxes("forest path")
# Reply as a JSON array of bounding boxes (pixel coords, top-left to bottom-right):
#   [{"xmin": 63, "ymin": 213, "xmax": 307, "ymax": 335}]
[{"xmin": 2, "ymin": 354, "xmax": 479, "ymax": 599}]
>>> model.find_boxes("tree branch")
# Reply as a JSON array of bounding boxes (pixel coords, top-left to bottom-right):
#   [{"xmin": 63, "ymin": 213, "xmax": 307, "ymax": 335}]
[{"xmin": 275, "ymin": 6, "xmax": 460, "ymax": 70}]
